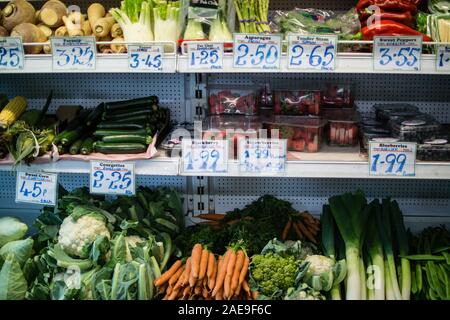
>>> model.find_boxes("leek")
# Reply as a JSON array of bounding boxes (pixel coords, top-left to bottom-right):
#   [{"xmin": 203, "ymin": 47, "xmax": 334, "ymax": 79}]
[
  {"xmin": 110, "ymin": 0, "xmax": 154, "ymax": 42},
  {"xmin": 359, "ymin": 259, "xmax": 367, "ymax": 300}
]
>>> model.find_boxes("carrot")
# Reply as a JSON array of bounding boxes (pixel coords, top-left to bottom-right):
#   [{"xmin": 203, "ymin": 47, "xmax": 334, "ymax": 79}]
[
  {"xmin": 206, "ymin": 253, "xmax": 216, "ymax": 282},
  {"xmin": 238, "ymin": 255, "xmax": 250, "ymax": 286},
  {"xmin": 168, "ymin": 287, "xmax": 181, "ymax": 300},
  {"xmin": 168, "ymin": 265, "xmax": 185, "ymax": 287},
  {"xmin": 212, "ymin": 250, "xmax": 231, "ymax": 297},
  {"xmin": 194, "ymin": 283, "xmax": 202, "ymax": 295},
  {"xmin": 167, "ymin": 285, "xmax": 173, "ymax": 296},
  {"xmin": 223, "ymin": 249, "xmax": 237, "ymax": 299},
  {"xmin": 235, "ymin": 283, "xmax": 242, "ymax": 297},
  {"xmin": 208, "ymin": 255, "xmax": 218, "ymax": 290},
  {"xmin": 181, "ymin": 257, "xmax": 191, "ymax": 287},
  {"xmin": 251, "ymin": 290, "xmax": 259, "ymax": 300},
  {"xmin": 158, "ymin": 283, "xmax": 167, "ymax": 295},
  {"xmin": 226, "ymin": 219, "xmax": 240, "ymax": 225},
  {"xmin": 195, "ymin": 221, "xmax": 221, "ymax": 226},
  {"xmin": 281, "ymin": 220, "xmax": 292, "ymax": 240},
  {"xmin": 292, "ymin": 221, "xmax": 304, "ymax": 240},
  {"xmin": 194, "ymin": 213, "xmax": 225, "ymax": 221},
  {"xmin": 224, "ymin": 274, "xmax": 232, "ymax": 299},
  {"xmin": 190, "ymin": 243, "xmax": 203, "ymax": 280},
  {"xmin": 297, "ymin": 221, "xmax": 317, "ymax": 244},
  {"xmin": 202, "ymin": 287, "xmax": 209, "ymax": 299},
  {"xmin": 215, "ymin": 287, "xmax": 223, "ymax": 300},
  {"xmin": 231, "ymin": 250, "xmax": 245, "ymax": 295},
  {"xmin": 182, "ymin": 286, "xmax": 191, "ymax": 298},
  {"xmin": 198, "ymin": 249, "xmax": 209, "ymax": 280},
  {"xmin": 242, "ymin": 279, "xmax": 251, "ymax": 298},
  {"xmin": 154, "ymin": 259, "xmax": 182, "ymax": 286}
]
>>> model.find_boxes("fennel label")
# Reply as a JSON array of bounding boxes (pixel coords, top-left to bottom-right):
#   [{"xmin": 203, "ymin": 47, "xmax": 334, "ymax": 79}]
[
  {"xmin": 287, "ymin": 34, "xmax": 337, "ymax": 71},
  {"xmin": 50, "ymin": 36, "xmax": 96, "ymax": 71},
  {"xmin": 0, "ymin": 37, "xmax": 24, "ymax": 70},
  {"xmin": 187, "ymin": 42, "xmax": 224, "ymax": 70},
  {"xmin": 369, "ymin": 142, "xmax": 416, "ymax": 177},
  {"xmin": 436, "ymin": 45, "xmax": 450, "ymax": 72},
  {"xmin": 128, "ymin": 44, "xmax": 164, "ymax": 72},
  {"xmin": 233, "ymin": 34, "xmax": 282, "ymax": 70},
  {"xmin": 373, "ymin": 36, "xmax": 422, "ymax": 72},
  {"xmin": 89, "ymin": 161, "xmax": 135, "ymax": 196},
  {"xmin": 181, "ymin": 139, "xmax": 228, "ymax": 174},
  {"xmin": 16, "ymin": 171, "xmax": 58, "ymax": 206},
  {"xmin": 238, "ymin": 139, "xmax": 287, "ymax": 175}
]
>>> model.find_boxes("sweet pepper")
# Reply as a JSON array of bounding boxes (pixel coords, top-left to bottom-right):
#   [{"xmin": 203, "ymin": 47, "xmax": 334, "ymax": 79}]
[
  {"xmin": 361, "ymin": 20, "xmax": 433, "ymax": 41},
  {"xmin": 360, "ymin": 9, "xmax": 415, "ymax": 27},
  {"xmin": 356, "ymin": 0, "xmax": 419, "ymax": 15}
]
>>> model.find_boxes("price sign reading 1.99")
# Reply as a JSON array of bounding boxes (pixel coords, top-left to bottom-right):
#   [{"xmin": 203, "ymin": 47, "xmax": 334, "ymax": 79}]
[
  {"xmin": 51, "ymin": 36, "xmax": 96, "ymax": 71},
  {"xmin": 238, "ymin": 139, "xmax": 287, "ymax": 175},
  {"xmin": 373, "ymin": 36, "xmax": 422, "ymax": 72},
  {"xmin": 233, "ymin": 34, "xmax": 281, "ymax": 70},
  {"xmin": 187, "ymin": 42, "xmax": 223, "ymax": 70},
  {"xmin": 369, "ymin": 142, "xmax": 416, "ymax": 177},
  {"xmin": 182, "ymin": 139, "xmax": 228, "ymax": 174},
  {"xmin": 16, "ymin": 172, "xmax": 58, "ymax": 206},
  {"xmin": 287, "ymin": 34, "xmax": 337, "ymax": 71},
  {"xmin": 90, "ymin": 161, "xmax": 135, "ymax": 196},
  {"xmin": 0, "ymin": 37, "xmax": 24, "ymax": 70},
  {"xmin": 128, "ymin": 44, "xmax": 163, "ymax": 71}
]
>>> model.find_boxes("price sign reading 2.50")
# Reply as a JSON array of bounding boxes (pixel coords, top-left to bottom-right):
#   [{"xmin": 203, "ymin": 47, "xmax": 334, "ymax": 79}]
[
  {"xmin": 369, "ymin": 142, "xmax": 416, "ymax": 177},
  {"xmin": 128, "ymin": 44, "xmax": 163, "ymax": 71},
  {"xmin": 374, "ymin": 36, "xmax": 422, "ymax": 71},
  {"xmin": 233, "ymin": 34, "xmax": 282, "ymax": 70},
  {"xmin": 90, "ymin": 161, "xmax": 135, "ymax": 196},
  {"xmin": 0, "ymin": 37, "xmax": 24, "ymax": 70},
  {"xmin": 288, "ymin": 34, "xmax": 337, "ymax": 71},
  {"xmin": 182, "ymin": 140, "xmax": 228, "ymax": 174},
  {"xmin": 51, "ymin": 36, "xmax": 96, "ymax": 70},
  {"xmin": 16, "ymin": 172, "xmax": 58, "ymax": 206}
]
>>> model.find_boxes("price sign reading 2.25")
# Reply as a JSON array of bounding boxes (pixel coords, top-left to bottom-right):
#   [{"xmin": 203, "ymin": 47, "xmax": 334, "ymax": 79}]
[
  {"xmin": 0, "ymin": 37, "xmax": 24, "ymax": 70},
  {"xmin": 288, "ymin": 34, "xmax": 337, "ymax": 71},
  {"xmin": 16, "ymin": 172, "xmax": 58, "ymax": 206},
  {"xmin": 128, "ymin": 44, "xmax": 163, "ymax": 71},
  {"xmin": 233, "ymin": 34, "xmax": 282, "ymax": 70},
  {"xmin": 369, "ymin": 142, "xmax": 416, "ymax": 177},
  {"xmin": 51, "ymin": 36, "xmax": 96, "ymax": 70},
  {"xmin": 187, "ymin": 42, "xmax": 223, "ymax": 70},
  {"xmin": 374, "ymin": 36, "xmax": 422, "ymax": 71},
  {"xmin": 182, "ymin": 140, "xmax": 228, "ymax": 174},
  {"xmin": 90, "ymin": 161, "xmax": 135, "ymax": 196}
]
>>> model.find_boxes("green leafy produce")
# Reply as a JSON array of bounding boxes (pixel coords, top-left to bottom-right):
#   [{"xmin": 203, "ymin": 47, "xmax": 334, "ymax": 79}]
[
  {"xmin": 0, "ymin": 216, "xmax": 28, "ymax": 247},
  {"xmin": 284, "ymin": 283, "xmax": 326, "ymax": 300},
  {"xmin": 0, "ymin": 238, "xmax": 33, "ymax": 267},
  {"xmin": 0, "ymin": 253, "xmax": 28, "ymax": 300}
]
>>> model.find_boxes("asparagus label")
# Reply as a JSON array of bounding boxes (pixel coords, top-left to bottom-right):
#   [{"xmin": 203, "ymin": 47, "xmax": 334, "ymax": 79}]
[
  {"xmin": 373, "ymin": 36, "xmax": 422, "ymax": 72},
  {"xmin": 287, "ymin": 34, "xmax": 337, "ymax": 71},
  {"xmin": 436, "ymin": 45, "xmax": 450, "ymax": 72},
  {"xmin": 238, "ymin": 139, "xmax": 287, "ymax": 175},
  {"xmin": 128, "ymin": 44, "xmax": 164, "ymax": 72},
  {"xmin": 0, "ymin": 37, "xmax": 24, "ymax": 70},
  {"xmin": 187, "ymin": 42, "xmax": 223, "ymax": 70},
  {"xmin": 181, "ymin": 139, "xmax": 228, "ymax": 174},
  {"xmin": 16, "ymin": 171, "xmax": 58, "ymax": 206},
  {"xmin": 233, "ymin": 34, "xmax": 282, "ymax": 70},
  {"xmin": 89, "ymin": 161, "xmax": 135, "ymax": 196},
  {"xmin": 50, "ymin": 36, "xmax": 96, "ymax": 71},
  {"xmin": 369, "ymin": 141, "xmax": 416, "ymax": 177}
]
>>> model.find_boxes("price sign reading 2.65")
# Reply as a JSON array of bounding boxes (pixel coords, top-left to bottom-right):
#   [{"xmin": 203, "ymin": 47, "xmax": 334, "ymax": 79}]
[
  {"xmin": 16, "ymin": 172, "xmax": 58, "ymax": 206},
  {"xmin": 374, "ymin": 36, "xmax": 422, "ymax": 71},
  {"xmin": 51, "ymin": 36, "xmax": 96, "ymax": 70},
  {"xmin": 90, "ymin": 161, "xmax": 135, "ymax": 196},
  {"xmin": 128, "ymin": 44, "xmax": 163, "ymax": 71},
  {"xmin": 369, "ymin": 142, "xmax": 416, "ymax": 177},
  {"xmin": 233, "ymin": 34, "xmax": 281, "ymax": 70},
  {"xmin": 187, "ymin": 42, "xmax": 223, "ymax": 70},
  {"xmin": 182, "ymin": 140, "xmax": 228, "ymax": 174},
  {"xmin": 0, "ymin": 37, "xmax": 24, "ymax": 70},
  {"xmin": 288, "ymin": 34, "xmax": 337, "ymax": 71}
]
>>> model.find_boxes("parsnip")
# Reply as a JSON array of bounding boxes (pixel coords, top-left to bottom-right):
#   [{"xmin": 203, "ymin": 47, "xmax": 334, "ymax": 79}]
[
  {"xmin": 54, "ymin": 25, "xmax": 67, "ymax": 36},
  {"xmin": 93, "ymin": 16, "xmax": 115, "ymax": 37},
  {"xmin": 110, "ymin": 23, "xmax": 122, "ymax": 38},
  {"xmin": 62, "ymin": 12, "xmax": 84, "ymax": 36},
  {"xmin": 82, "ymin": 20, "xmax": 92, "ymax": 36},
  {"xmin": 39, "ymin": 0, "xmax": 67, "ymax": 28},
  {"xmin": 10, "ymin": 22, "xmax": 46, "ymax": 54},
  {"xmin": 0, "ymin": 26, "xmax": 8, "ymax": 37},
  {"xmin": 37, "ymin": 24, "xmax": 53, "ymax": 38},
  {"xmin": 2, "ymin": 0, "xmax": 36, "ymax": 31},
  {"xmin": 97, "ymin": 35, "xmax": 111, "ymax": 52},
  {"xmin": 87, "ymin": 3, "xmax": 105, "ymax": 30},
  {"xmin": 111, "ymin": 37, "xmax": 126, "ymax": 53},
  {"xmin": 43, "ymin": 44, "xmax": 52, "ymax": 54}
]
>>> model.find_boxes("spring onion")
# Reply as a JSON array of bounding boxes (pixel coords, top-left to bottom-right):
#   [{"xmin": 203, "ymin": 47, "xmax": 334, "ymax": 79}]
[{"xmin": 110, "ymin": 0, "xmax": 154, "ymax": 42}]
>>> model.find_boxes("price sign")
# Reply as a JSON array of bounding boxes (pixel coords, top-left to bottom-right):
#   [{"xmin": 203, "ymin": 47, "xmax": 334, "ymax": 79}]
[
  {"xmin": 187, "ymin": 42, "xmax": 223, "ymax": 70},
  {"xmin": 238, "ymin": 139, "xmax": 287, "ymax": 174},
  {"xmin": 90, "ymin": 161, "xmax": 135, "ymax": 195},
  {"xmin": 128, "ymin": 44, "xmax": 163, "ymax": 71},
  {"xmin": 51, "ymin": 36, "xmax": 96, "ymax": 70},
  {"xmin": 233, "ymin": 34, "xmax": 281, "ymax": 70},
  {"xmin": 369, "ymin": 141, "xmax": 416, "ymax": 177},
  {"xmin": 287, "ymin": 34, "xmax": 337, "ymax": 71},
  {"xmin": 374, "ymin": 36, "xmax": 422, "ymax": 71},
  {"xmin": 182, "ymin": 139, "xmax": 228, "ymax": 174},
  {"xmin": 436, "ymin": 45, "xmax": 450, "ymax": 72},
  {"xmin": 0, "ymin": 37, "xmax": 24, "ymax": 70},
  {"xmin": 16, "ymin": 172, "xmax": 58, "ymax": 206}
]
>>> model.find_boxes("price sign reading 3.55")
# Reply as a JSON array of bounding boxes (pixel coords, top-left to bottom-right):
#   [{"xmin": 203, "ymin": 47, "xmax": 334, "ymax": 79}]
[
  {"xmin": 369, "ymin": 142, "xmax": 416, "ymax": 177},
  {"xmin": 233, "ymin": 34, "xmax": 281, "ymax": 70},
  {"xmin": 187, "ymin": 42, "xmax": 223, "ymax": 70},
  {"xmin": 90, "ymin": 161, "xmax": 135, "ymax": 195},
  {"xmin": 0, "ymin": 37, "xmax": 24, "ymax": 70},
  {"xmin": 16, "ymin": 172, "xmax": 58, "ymax": 206},
  {"xmin": 129, "ymin": 44, "xmax": 163, "ymax": 71},
  {"xmin": 436, "ymin": 45, "xmax": 450, "ymax": 72},
  {"xmin": 374, "ymin": 36, "xmax": 422, "ymax": 71},
  {"xmin": 182, "ymin": 140, "xmax": 228, "ymax": 174},
  {"xmin": 238, "ymin": 139, "xmax": 287, "ymax": 174},
  {"xmin": 288, "ymin": 34, "xmax": 337, "ymax": 71},
  {"xmin": 51, "ymin": 36, "xmax": 96, "ymax": 70}
]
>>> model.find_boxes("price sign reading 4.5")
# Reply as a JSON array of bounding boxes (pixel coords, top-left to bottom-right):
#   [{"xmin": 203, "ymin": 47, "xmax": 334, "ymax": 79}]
[
  {"xmin": 233, "ymin": 34, "xmax": 281, "ymax": 70},
  {"xmin": 90, "ymin": 161, "xmax": 135, "ymax": 196},
  {"xmin": 16, "ymin": 172, "xmax": 58, "ymax": 206},
  {"xmin": 182, "ymin": 139, "xmax": 228, "ymax": 174},
  {"xmin": 374, "ymin": 36, "xmax": 422, "ymax": 71},
  {"xmin": 0, "ymin": 37, "xmax": 24, "ymax": 70},
  {"xmin": 128, "ymin": 44, "xmax": 163, "ymax": 71},
  {"xmin": 436, "ymin": 45, "xmax": 450, "ymax": 72},
  {"xmin": 187, "ymin": 42, "xmax": 223, "ymax": 70},
  {"xmin": 288, "ymin": 34, "xmax": 337, "ymax": 71},
  {"xmin": 51, "ymin": 36, "xmax": 96, "ymax": 71},
  {"xmin": 369, "ymin": 142, "xmax": 416, "ymax": 177},
  {"xmin": 238, "ymin": 139, "xmax": 287, "ymax": 174}
]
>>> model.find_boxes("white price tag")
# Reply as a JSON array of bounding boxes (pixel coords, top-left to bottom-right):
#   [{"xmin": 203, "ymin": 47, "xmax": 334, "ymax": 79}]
[
  {"xmin": 238, "ymin": 139, "xmax": 287, "ymax": 174},
  {"xmin": 0, "ymin": 37, "xmax": 24, "ymax": 70},
  {"xmin": 182, "ymin": 139, "xmax": 228, "ymax": 174},
  {"xmin": 436, "ymin": 45, "xmax": 450, "ymax": 72},
  {"xmin": 16, "ymin": 172, "xmax": 58, "ymax": 206},
  {"xmin": 369, "ymin": 142, "xmax": 416, "ymax": 177},
  {"xmin": 51, "ymin": 36, "xmax": 96, "ymax": 70},
  {"xmin": 287, "ymin": 34, "xmax": 337, "ymax": 71},
  {"xmin": 233, "ymin": 34, "xmax": 281, "ymax": 70},
  {"xmin": 90, "ymin": 161, "xmax": 135, "ymax": 195},
  {"xmin": 374, "ymin": 36, "xmax": 422, "ymax": 71},
  {"xmin": 128, "ymin": 44, "xmax": 163, "ymax": 71},
  {"xmin": 187, "ymin": 42, "xmax": 223, "ymax": 70}
]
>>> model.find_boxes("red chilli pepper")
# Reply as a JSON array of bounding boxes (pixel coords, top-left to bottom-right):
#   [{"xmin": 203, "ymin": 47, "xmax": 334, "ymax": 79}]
[
  {"xmin": 361, "ymin": 20, "xmax": 432, "ymax": 41},
  {"xmin": 357, "ymin": 0, "xmax": 418, "ymax": 15},
  {"xmin": 361, "ymin": 10, "xmax": 415, "ymax": 28}
]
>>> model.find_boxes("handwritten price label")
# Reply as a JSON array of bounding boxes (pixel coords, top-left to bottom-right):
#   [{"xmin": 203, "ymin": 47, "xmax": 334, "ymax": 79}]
[
  {"xmin": 187, "ymin": 42, "xmax": 223, "ymax": 70},
  {"xmin": 437, "ymin": 45, "xmax": 450, "ymax": 72},
  {"xmin": 369, "ymin": 141, "xmax": 416, "ymax": 176},
  {"xmin": 374, "ymin": 36, "xmax": 422, "ymax": 71},
  {"xmin": 0, "ymin": 37, "xmax": 24, "ymax": 70},
  {"xmin": 90, "ymin": 161, "xmax": 135, "ymax": 196},
  {"xmin": 182, "ymin": 139, "xmax": 228, "ymax": 174},
  {"xmin": 233, "ymin": 34, "xmax": 281, "ymax": 70},
  {"xmin": 287, "ymin": 34, "xmax": 337, "ymax": 71},
  {"xmin": 238, "ymin": 139, "xmax": 287, "ymax": 174},
  {"xmin": 51, "ymin": 36, "xmax": 96, "ymax": 71},
  {"xmin": 128, "ymin": 44, "xmax": 163, "ymax": 71},
  {"xmin": 16, "ymin": 172, "xmax": 58, "ymax": 206}
]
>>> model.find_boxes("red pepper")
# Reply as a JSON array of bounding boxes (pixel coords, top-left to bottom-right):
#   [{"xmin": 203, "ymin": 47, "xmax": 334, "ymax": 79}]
[
  {"xmin": 360, "ymin": 10, "xmax": 415, "ymax": 28},
  {"xmin": 361, "ymin": 20, "xmax": 433, "ymax": 41},
  {"xmin": 356, "ymin": 0, "xmax": 418, "ymax": 15}
]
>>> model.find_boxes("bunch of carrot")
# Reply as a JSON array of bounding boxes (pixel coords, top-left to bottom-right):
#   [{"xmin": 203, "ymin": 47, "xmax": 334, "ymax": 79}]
[
  {"xmin": 281, "ymin": 211, "xmax": 320, "ymax": 244},
  {"xmin": 155, "ymin": 243, "xmax": 256, "ymax": 300}
]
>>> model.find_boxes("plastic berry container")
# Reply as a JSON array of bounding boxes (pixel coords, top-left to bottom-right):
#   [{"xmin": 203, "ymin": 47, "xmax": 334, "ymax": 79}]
[
  {"xmin": 390, "ymin": 115, "xmax": 441, "ymax": 143},
  {"xmin": 273, "ymin": 89, "xmax": 321, "ymax": 116},
  {"xmin": 417, "ymin": 138, "xmax": 450, "ymax": 161},
  {"xmin": 373, "ymin": 103, "xmax": 419, "ymax": 123},
  {"xmin": 322, "ymin": 83, "xmax": 354, "ymax": 107},
  {"xmin": 208, "ymin": 86, "xmax": 258, "ymax": 115}
]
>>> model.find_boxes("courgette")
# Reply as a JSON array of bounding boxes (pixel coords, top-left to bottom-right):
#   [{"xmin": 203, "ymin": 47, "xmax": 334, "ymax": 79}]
[
  {"xmin": 94, "ymin": 142, "xmax": 147, "ymax": 154},
  {"xmin": 102, "ymin": 106, "xmax": 153, "ymax": 119},
  {"xmin": 102, "ymin": 134, "xmax": 152, "ymax": 144},
  {"xmin": 94, "ymin": 128, "xmax": 149, "ymax": 138},
  {"xmin": 57, "ymin": 144, "xmax": 69, "ymax": 155},
  {"xmin": 69, "ymin": 138, "xmax": 84, "ymax": 155},
  {"xmin": 85, "ymin": 103, "xmax": 104, "ymax": 126},
  {"xmin": 97, "ymin": 122, "xmax": 147, "ymax": 130},
  {"xmin": 104, "ymin": 96, "xmax": 159, "ymax": 112},
  {"xmin": 80, "ymin": 137, "xmax": 94, "ymax": 155},
  {"xmin": 108, "ymin": 114, "xmax": 150, "ymax": 124},
  {"xmin": 61, "ymin": 127, "xmax": 84, "ymax": 146}
]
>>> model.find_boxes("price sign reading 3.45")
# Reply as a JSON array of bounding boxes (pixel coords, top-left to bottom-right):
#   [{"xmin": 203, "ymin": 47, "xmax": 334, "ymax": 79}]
[
  {"xmin": 436, "ymin": 45, "xmax": 450, "ymax": 72},
  {"xmin": 16, "ymin": 172, "xmax": 58, "ymax": 206},
  {"xmin": 233, "ymin": 34, "xmax": 281, "ymax": 70},
  {"xmin": 182, "ymin": 140, "xmax": 228, "ymax": 174},
  {"xmin": 369, "ymin": 142, "xmax": 416, "ymax": 177},
  {"xmin": 187, "ymin": 42, "xmax": 223, "ymax": 70},
  {"xmin": 374, "ymin": 36, "xmax": 422, "ymax": 71},
  {"xmin": 51, "ymin": 36, "xmax": 96, "ymax": 70},
  {"xmin": 128, "ymin": 44, "xmax": 163, "ymax": 71},
  {"xmin": 90, "ymin": 161, "xmax": 135, "ymax": 195},
  {"xmin": 0, "ymin": 37, "xmax": 24, "ymax": 70},
  {"xmin": 238, "ymin": 139, "xmax": 287, "ymax": 174},
  {"xmin": 288, "ymin": 34, "xmax": 337, "ymax": 71}
]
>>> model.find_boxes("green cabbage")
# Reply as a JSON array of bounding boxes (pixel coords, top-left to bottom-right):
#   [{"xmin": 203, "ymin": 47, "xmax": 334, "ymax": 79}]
[
  {"xmin": 0, "ymin": 237, "xmax": 33, "ymax": 267},
  {"xmin": 0, "ymin": 217, "xmax": 28, "ymax": 247},
  {"xmin": 0, "ymin": 253, "xmax": 28, "ymax": 300}
]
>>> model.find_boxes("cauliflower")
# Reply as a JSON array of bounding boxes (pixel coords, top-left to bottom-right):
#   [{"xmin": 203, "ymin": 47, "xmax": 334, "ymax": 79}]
[
  {"xmin": 305, "ymin": 255, "xmax": 334, "ymax": 274},
  {"xmin": 125, "ymin": 235, "xmax": 145, "ymax": 262},
  {"xmin": 284, "ymin": 284, "xmax": 326, "ymax": 300},
  {"xmin": 58, "ymin": 214, "xmax": 110, "ymax": 258},
  {"xmin": 302, "ymin": 255, "xmax": 347, "ymax": 292}
]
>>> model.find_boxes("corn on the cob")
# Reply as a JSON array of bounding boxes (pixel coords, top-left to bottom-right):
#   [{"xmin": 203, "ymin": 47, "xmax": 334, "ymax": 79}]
[{"xmin": 0, "ymin": 96, "xmax": 27, "ymax": 128}]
